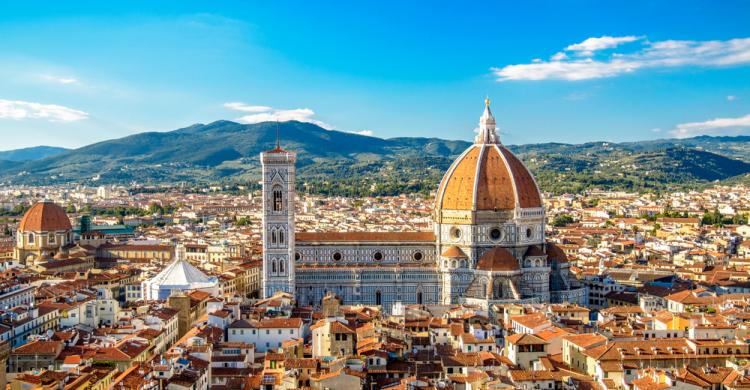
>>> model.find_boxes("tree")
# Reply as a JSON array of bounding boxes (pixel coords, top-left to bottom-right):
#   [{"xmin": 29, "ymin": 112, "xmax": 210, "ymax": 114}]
[
  {"xmin": 236, "ymin": 217, "xmax": 251, "ymax": 227},
  {"xmin": 148, "ymin": 203, "xmax": 164, "ymax": 215},
  {"xmin": 552, "ymin": 214, "xmax": 574, "ymax": 227}
]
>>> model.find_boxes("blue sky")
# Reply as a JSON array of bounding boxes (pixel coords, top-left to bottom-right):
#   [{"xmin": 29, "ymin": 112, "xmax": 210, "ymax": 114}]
[{"xmin": 1, "ymin": 1, "xmax": 749, "ymax": 150}]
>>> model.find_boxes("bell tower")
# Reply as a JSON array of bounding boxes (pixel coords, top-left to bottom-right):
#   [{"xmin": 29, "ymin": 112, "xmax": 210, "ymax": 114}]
[{"xmin": 260, "ymin": 139, "xmax": 297, "ymax": 298}]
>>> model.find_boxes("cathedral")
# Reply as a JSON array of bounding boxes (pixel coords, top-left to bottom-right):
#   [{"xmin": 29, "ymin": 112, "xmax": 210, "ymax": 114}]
[{"xmin": 260, "ymin": 99, "xmax": 587, "ymax": 311}]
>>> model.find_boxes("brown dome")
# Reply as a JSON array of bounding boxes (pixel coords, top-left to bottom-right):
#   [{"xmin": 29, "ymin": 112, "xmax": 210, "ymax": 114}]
[
  {"xmin": 435, "ymin": 144, "xmax": 541, "ymax": 212},
  {"xmin": 19, "ymin": 201, "xmax": 72, "ymax": 232},
  {"xmin": 441, "ymin": 246, "xmax": 468, "ymax": 258},
  {"xmin": 546, "ymin": 243, "xmax": 568, "ymax": 264},
  {"xmin": 476, "ymin": 247, "xmax": 520, "ymax": 272}
]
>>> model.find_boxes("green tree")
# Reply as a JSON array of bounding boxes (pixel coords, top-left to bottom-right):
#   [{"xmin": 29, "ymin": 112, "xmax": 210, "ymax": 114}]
[{"xmin": 552, "ymin": 214, "xmax": 574, "ymax": 227}]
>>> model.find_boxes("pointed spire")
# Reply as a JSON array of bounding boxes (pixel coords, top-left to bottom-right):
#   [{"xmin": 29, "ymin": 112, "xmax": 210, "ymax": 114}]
[
  {"xmin": 275, "ymin": 120, "xmax": 280, "ymax": 150},
  {"xmin": 475, "ymin": 97, "xmax": 499, "ymax": 144}
]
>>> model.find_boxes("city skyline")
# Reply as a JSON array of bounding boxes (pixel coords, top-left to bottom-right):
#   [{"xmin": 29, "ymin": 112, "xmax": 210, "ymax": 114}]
[{"xmin": 1, "ymin": 1, "xmax": 749, "ymax": 150}]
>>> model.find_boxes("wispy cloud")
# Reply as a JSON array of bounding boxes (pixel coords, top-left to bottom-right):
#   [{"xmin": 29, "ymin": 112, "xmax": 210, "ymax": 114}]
[
  {"xmin": 670, "ymin": 113, "xmax": 750, "ymax": 138},
  {"xmin": 564, "ymin": 35, "xmax": 642, "ymax": 56},
  {"xmin": 222, "ymin": 102, "xmax": 272, "ymax": 113},
  {"xmin": 224, "ymin": 102, "xmax": 377, "ymax": 136},
  {"xmin": 727, "ymin": 95, "xmax": 737, "ymax": 101},
  {"xmin": 0, "ymin": 99, "xmax": 88, "ymax": 122},
  {"xmin": 40, "ymin": 74, "xmax": 79, "ymax": 85},
  {"xmin": 493, "ymin": 37, "xmax": 750, "ymax": 81},
  {"xmin": 224, "ymin": 103, "xmax": 332, "ymax": 129}
]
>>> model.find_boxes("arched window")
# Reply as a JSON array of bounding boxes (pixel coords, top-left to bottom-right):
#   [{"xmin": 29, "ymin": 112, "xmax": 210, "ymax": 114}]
[
  {"xmin": 460, "ymin": 260, "xmax": 467, "ymax": 268},
  {"xmin": 535, "ymin": 259, "xmax": 542, "ymax": 267},
  {"xmin": 272, "ymin": 185, "xmax": 283, "ymax": 211},
  {"xmin": 271, "ymin": 229, "xmax": 277, "ymax": 244},
  {"xmin": 28, "ymin": 233, "xmax": 35, "ymax": 244},
  {"xmin": 271, "ymin": 259, "xmax": 277, "ymax": 274},
  {"xmin": 279, "ymin": 260, "xmax": 285, "ymax": 274},
  {"xmin": 417, "ymin": 291, "xmax": 423, "ymax": 305},
  {"xmin": 451, "ymin": 260, "xmax": 457, "ymax": 268},
  {"xmin": 375, "ymin": 291, "xmax": 382, "ymax": 306},
  {"xmin": 279, "ymin": 229, "xmax": 285, "ymax": 244}
]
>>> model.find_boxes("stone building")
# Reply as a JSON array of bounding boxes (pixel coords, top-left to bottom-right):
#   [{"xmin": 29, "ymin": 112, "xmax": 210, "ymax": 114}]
[
  {"xmin": 261, "ymin": 99, "xmax": 587, "ymax": 311},
  {"xmin": 14, "ymin": 200, "xmax": 73, "ymax": 265}
]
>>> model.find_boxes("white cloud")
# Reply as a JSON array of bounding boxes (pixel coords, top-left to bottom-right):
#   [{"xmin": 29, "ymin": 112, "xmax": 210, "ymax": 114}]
[
  {"xmin": 670, "ymin": 113, "xmax": 750, "ymax": 138},
  {"xmin": 41, "ymin": 74, "xmax": 79, "ymax": 85},
  {"xmin": 0, "ymin": 99, "xmax": 88, "ymax": 122},
  {"xmin": 225, "ymin": 102, "xmax": 332, "ymax": 129},
  {"xmin": 727, "ymin": 95, "xmax": 737, "ymax": 101},
  {"xmin": 222, "ymin": 102, "xmax": 272, "ymax": 113},
  {"xmin": 550, "ymin": 52, "xmax": 568, "ymax": 61},
  {"xmin": 352, "ymin": 130, "xmax": 373, "ymax": 136},
  {"xmin": 565, "ymin": 35, "xmax": 641, "ymax": 55},
  {"xmin": 493, "ymin": 37, "xmax": 750, "ymax": 81},
  {"xmin": 651, "ymin": 128, "xmax": 661, "ymax": 133}
]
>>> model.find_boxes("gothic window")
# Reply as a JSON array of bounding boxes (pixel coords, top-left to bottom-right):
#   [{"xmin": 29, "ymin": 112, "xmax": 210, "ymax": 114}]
[
  {"xmin": 279, "ymin": 229, "xmax": 285, "ymax": 244},
  {"xmin": 417, "ymin": 291, "xmax": 423, "ymax": 305},
  {"xmin": 375, "ymin": 291, "xmax": 382, "ymax": 306},
  {"xmin": 271, "ymin": 228, "xmax": 277, "ymax": 245},
  {"xmin": 28, "ymin": 233, "xmax": 34, "ymax": 244},
  {"xmin": 272, "ymin": 185, "xmax": 283, "ymax": 212},
  {"xmin": 271, "ymin": 259, "xmax": 277, "ymax": 274},
  {"xmin": 279, "ymin": 260, "xmax": 285, "ymax": 274}
]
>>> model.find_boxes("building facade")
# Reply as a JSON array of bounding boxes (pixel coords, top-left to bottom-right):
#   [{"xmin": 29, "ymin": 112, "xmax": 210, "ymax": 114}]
[
  {"xmin": 261, "ymin": 100, "xmax": 587, "ymax": 311},
  {"xmin": 260, "ymin": 143, "xmax": 297, "ymax": 297}
]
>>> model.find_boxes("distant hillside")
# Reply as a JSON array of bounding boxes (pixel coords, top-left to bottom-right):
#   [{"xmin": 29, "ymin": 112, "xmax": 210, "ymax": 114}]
[
  {"xmin": 0, "ymin": 146, "xmax": 68, "ymax": 161},
  {"xmin": 2, "ymin": 120, "xmax": 750, "ymax": 195}
]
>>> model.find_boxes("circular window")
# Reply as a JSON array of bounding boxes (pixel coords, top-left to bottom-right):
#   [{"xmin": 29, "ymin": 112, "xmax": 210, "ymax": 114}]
[
  {"xmin": 413, "ymin": 251, "xmax": 423, "ymax": 261},
  {"xmin": 295, "ymin": 252, "xmax": 301, "ymax": 261},
  {"xmin": 490, "ymin": 228, "xmax": 502, "ymax": 241},
  {"xmin": 451, "ymin": 227, "xmax": 462, "ymax": 240},
  {"xmin": 332, "ymin": 252, "xmax": 342, "ymax": 261},
  {"xmin": 373, "ymin": 251, "xmax": 383, "ymax": 261},
  {"xmin": 526, "ymin": 228, "xmax": 533, "ymax": 238}
]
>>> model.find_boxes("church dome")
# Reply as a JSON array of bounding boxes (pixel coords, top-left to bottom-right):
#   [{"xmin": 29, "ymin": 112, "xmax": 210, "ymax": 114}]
[
  {"xmin": 435, "ymin": 99, "xmax": 542, "ymax": 212},
  {"xmin": 476, "ymin": 247, "xmax": 520, "ymax": 272},
  {"xmin": 19, "ymin": 201, "xmax": 72, "ymax": 232}
]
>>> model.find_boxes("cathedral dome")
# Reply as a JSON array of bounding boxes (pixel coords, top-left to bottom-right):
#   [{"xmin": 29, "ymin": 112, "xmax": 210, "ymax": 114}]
[
  {"xmin": 19, "ymin": 201, "xmax": 72, "ymax": 232},
  {"xmin": 435, "ymin": 99, "xmax": 541, "ymax": 212},
  {"xmin": 476, "ymin": 247, "xmax": 520, "ymax": 272}
]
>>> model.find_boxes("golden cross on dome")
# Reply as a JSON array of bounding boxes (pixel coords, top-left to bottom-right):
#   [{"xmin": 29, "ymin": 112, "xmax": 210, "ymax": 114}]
[{"xmin": 485, "ymin": 96, "xmax": 490, "ymax": 107}]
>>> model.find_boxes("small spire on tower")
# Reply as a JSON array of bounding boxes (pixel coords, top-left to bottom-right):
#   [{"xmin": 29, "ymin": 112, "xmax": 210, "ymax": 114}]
[
  {"xmin": 475, "ymin": 97, "xmax": 499, "ymax": 144},
  {"xmin": 275, "ymin": 120, "xmax": 280, "ymax": 150}
]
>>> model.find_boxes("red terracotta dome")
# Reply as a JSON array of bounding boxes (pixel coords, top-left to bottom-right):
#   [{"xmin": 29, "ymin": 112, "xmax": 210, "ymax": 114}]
[
  {"xmin": 435, "ymin": 100, "xmax": 541, "ymax": 212},
  {"xmin": 19, "ymin": 201, "xmax": 72, "ymax": 232},
  {"xmin": 476, "ymin": 247, "xmax": 520, "ymax": 272}
]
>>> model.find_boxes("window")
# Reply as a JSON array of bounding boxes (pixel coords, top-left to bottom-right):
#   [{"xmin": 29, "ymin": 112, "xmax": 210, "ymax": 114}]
[
  {"xmin": 272, "ymin": 185, "xmax": 283, "ymax": 211},
  {"xmin": 332, "ymin": 252, "xmax": 342, "ymax": 261},
  {"xmin": 271, "ymin": 260, "xmax": 277, "ymax": 274},
  {"xmin": 279, "ymin": 260, "xmax": 285, "ymax": 274},
  {"xmin": 295, "ymin": 252, "xmax": 301, "ymax": 261},
  {"xmin": 526, "ymin": 228, "xmax": 532, "ymax": 238},
  {"xmin": 375, "ymin": 291, "xmax": 382, "ymax": 306},
  {"xmin": 373, "ymin": 251, "xmax": 383, "ymax": 261},
  {"xmin": 490, "ymin": 228, "xmax": 502, "ymax": 241},
  {"xmin": 28, "ymin": 233, "xmax": 34, "ymax": 244},
  {"xmin": 451, "ymin": 227, "xmax": 462, "ymax": 240},
  {"xmin": 413, "ymin": 251, "xmax": 423, "ymax": 261},
  {"xmin": 279, "ymin": 229, "xmax": 284, "ymax": 244}
]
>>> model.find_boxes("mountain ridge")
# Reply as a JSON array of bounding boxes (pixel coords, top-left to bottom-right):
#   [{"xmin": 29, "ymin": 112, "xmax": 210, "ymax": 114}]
[{"xmin": 3, "ymin": 120, "xmax": 750, "ymax": 195}]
